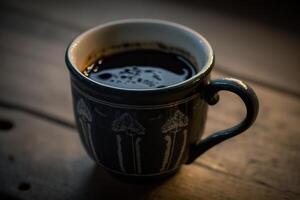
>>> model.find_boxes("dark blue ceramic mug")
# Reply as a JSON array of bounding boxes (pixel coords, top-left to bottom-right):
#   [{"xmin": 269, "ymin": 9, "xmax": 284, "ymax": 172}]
[{"xmin": 65, "ymin": 19, "xmax": 259, "ymax": 181}]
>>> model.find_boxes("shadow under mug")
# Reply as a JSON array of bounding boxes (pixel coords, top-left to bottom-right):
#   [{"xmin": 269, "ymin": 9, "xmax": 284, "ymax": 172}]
[{"xmin": 65, "ymin": 19, "xmax": 259, "ymax": 181}]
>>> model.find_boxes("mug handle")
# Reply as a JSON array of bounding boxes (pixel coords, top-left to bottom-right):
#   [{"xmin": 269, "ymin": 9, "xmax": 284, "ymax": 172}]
[{"xmin": 186, "ymin": 78, "xmax": 259, "ymax": 164}]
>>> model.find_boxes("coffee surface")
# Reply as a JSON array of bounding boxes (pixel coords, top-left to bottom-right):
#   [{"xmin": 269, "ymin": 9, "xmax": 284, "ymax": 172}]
[{"xmin": 83, "ymin": 49, "xmax": 196, "ymax": 89}]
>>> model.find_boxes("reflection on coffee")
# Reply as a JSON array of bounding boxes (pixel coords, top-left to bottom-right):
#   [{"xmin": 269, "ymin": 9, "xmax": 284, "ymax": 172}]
[{"xmin": 83, "ymin": 49, "xmax": 196, "ymax": 89}]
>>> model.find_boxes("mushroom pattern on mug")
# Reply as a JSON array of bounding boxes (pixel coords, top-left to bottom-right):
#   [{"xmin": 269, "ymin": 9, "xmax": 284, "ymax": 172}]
[
  {"xmin": 160, "ymin": 110, "xmax": 188, "ymax": 172},
  {"xmin": 112, "ymin": 113, "xmax": 145, "ymax": 174},
  {"xmin": 76, "ymin": 98, "xmax": 99, "ymax": 162}
]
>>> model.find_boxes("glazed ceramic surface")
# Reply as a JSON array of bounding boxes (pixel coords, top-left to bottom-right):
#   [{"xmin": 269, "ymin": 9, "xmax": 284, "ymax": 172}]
[{"xmin": 65, "ymin": 19, "xmax": 259, "ymax": 180}]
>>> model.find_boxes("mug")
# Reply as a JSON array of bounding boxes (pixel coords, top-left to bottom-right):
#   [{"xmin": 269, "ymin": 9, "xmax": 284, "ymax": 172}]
[{"xmin": 65, "ymin": 19, "xmax": 259, "ymax": 181}]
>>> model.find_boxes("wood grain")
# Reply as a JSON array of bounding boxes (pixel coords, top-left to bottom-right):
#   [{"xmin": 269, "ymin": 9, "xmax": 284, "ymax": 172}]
[
  {"xmin": 2, "ymin": 0, "xmax": 300, "ymax": 95},
  {"xmin": 202, "ymin": 73, "xmax": 300, "ymax": 195},
  {"xmin": 0, "ymin": 8, "xmax": 78, "ymax": 122},
  {"xmin": 0, "ymin": 107, "xmax": 299, "ymax": 200},
  {"xmin": 1, "ymin": 69, "xmax": 299, "ymax": 199},
  {"xmin": 0, "ymin": 0, "xmax": 300, "ymax": 199}
]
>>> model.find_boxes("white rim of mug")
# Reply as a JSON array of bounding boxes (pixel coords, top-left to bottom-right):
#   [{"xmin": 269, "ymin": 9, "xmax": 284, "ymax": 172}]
[{"xmin": 66, "ymin": 18, "xmax": 214, "ymax": 92}]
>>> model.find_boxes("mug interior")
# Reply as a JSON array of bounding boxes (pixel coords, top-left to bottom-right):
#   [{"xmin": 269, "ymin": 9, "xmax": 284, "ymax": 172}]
[{"xmin": 67, "ymin": 19, "xmax": 213, "ymax": 90}]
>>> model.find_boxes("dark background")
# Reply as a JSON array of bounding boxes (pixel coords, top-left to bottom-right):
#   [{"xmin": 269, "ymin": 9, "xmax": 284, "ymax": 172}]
[{"xmin": 170, "ymin": 0, "xmax": 299, "ymax": 33}]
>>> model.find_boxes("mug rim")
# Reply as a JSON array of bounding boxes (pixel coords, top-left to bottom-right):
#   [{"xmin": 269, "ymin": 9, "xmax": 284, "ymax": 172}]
[{"xmin": 65, "ymin": 18, "xmax": 214, "ymax": 92}]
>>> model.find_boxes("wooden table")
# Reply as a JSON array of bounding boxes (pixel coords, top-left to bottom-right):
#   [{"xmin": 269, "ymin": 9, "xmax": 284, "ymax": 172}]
[{"xmin": 0, "ymin": 0, "xmax": 299, "ymax": 199}]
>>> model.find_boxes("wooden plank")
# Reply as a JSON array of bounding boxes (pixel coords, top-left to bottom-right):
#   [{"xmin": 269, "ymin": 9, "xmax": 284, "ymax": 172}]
[
  {"xmin": 2, "ymin": 61, "xmax": 299, "ymax": 197},
  {"xmin": 201, "ymin": 73, "xmax": 300, "ymax": 195},
  {"xmin": 0, "ymin": 59, "xmax": 299, "ymax": 198},
  {"xmin": 0, "ymin": 0, "xmax": 299, "ymax": 123},
  {"xmin": 0, "ymin": 9, "xmax": 79, "ymax": 122},
  {"xmin": 2, "ymin": 0, "xmax": 300, "ymax": 95},
  {"xmin": 0, "ymin": 107, "xmax": 298, "ymax": 200},
  {"xmin": 0, "ymin": 1, "xmax": 300, "ymax": 199}
]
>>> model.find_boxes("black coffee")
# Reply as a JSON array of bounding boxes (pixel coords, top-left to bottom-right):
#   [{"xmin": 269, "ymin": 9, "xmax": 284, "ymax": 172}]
[{"xmin": 83, "ymin": 49, "xmax": 197, "ymax": 89}]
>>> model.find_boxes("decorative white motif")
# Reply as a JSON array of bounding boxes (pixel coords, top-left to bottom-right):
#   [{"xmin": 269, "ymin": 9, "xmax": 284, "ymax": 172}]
[
  {"xmin": 135, "ymin": 138, "xmax": 142, "ymax": 174},
  {"xmin": 160, "ymin": 110, "xmax": 188, "ymax": 171},
  {"xmin": 160, "ymin": 135, "xmax": 171, "ymax": 172},
  {"xmin": 76, "ymin": 98, "xmax": 99, "ymax": 163},
  {"xmin": 112, "ymin": 113, "xmax": 145, "ymax": 174},
  {"xmin": 72, "ymin": 83, "xmax": 199, "ymax": 110},
  {"xmin": 174, "ymin": 130, "xmax": 187, "ymax": 168},
  {"xmin": 116, "ymin": 135, "xmax": 125, "ymax": 172}
]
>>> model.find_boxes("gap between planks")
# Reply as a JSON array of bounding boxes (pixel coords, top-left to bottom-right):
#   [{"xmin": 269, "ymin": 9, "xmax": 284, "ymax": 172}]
[
  {"xmin": 0, "ymin": 64, "xmax": 299, "ymax": 131},
  {"xmin": 0, "ymin": 76, "xmax": 299, "ymax": 197},
  {"xmin": 0, "ymin": 1, "xmax": 299, "ymax": 98}
]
